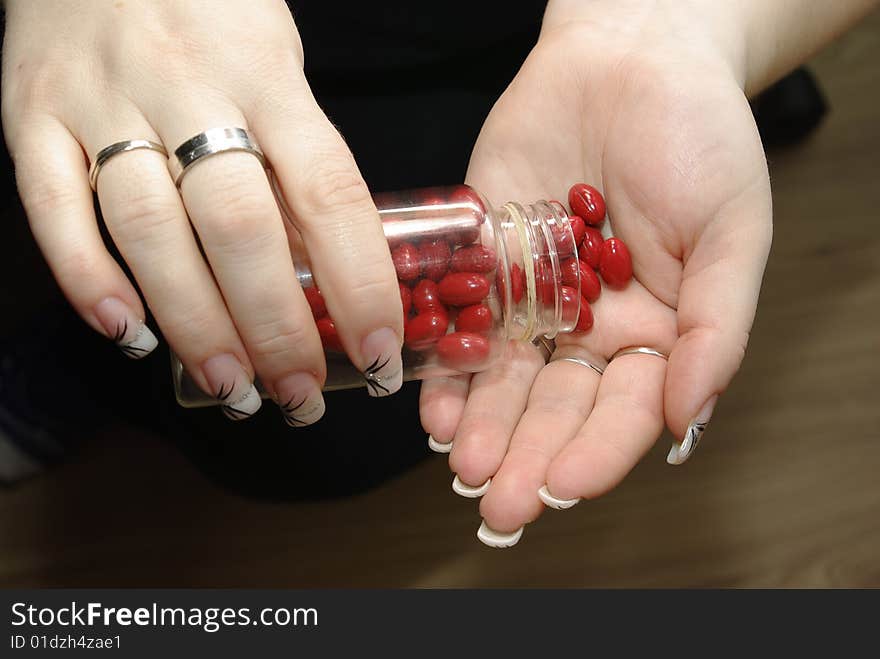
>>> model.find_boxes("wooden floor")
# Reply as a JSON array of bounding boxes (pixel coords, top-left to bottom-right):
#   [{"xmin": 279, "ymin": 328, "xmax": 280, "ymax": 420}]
[{"xmin": 1, "ymin": 16, "xmax": 879, "ymax": 588}]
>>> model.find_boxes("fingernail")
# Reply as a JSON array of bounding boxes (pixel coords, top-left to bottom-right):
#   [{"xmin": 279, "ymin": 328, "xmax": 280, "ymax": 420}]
[
  {"xmin": 452, "ymin": 474, "xmax": 491, "ymax": 498},
  {"xmin": 201, "ymin": 353, "xmax": 261, "ymax": 421},
  {"xmin": 274, "ymin": 372, "xmax": 325, "ymax": 427},
  {"xmin": 94, "ymin": 296, "xmax": 158, "ymax": 359},
  {"xmin": 477, "ymin": 521, "xmax": 523, "ymax": 548},
  {"xmin": 667, "ymin": 395, "xmax": 717, "ymax": 465},
  {"xmin": 428, "ymin": 434, "xmax": 453, "ymax": 454},
  {"xmin": 360, "ymin": 327, "xmax": 402, "ymax": 397},
  {"xmin": 538, "ymin": 484, "xmax": 580, "ymax": 510}
]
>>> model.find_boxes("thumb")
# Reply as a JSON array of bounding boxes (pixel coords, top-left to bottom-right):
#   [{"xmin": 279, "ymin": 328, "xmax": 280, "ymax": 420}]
[{"xmin": 664, "ymin": 188, "xmax": 772, "ymax": 464}]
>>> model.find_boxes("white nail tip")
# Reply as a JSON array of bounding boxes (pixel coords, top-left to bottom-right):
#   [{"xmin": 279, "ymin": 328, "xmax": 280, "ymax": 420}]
[
  {"xmin": 477, "ymin": 521, "xmax": 523, "ymax": 548},
  {"xmin": 118, "ymin": 323, "xmax": 158, "ymax": 359},
  {"xmin": 452, "ymin": 475, "xmax": 490, "ymax": 498},
  {"xmin": 283, "ymin": 397, "xmax": 325, "ymax": 427},
  {"xmin": 537, "ymin": 485, "xmax": 580, "ymax": 510},
  {"xmin": 667, "ymin": 418, "xmax": 707, "ymax": 465},
  {"xmin": 428, "ymin": 435, "xmax": 453, "ymax": 453},
  {"xmin": 222, "ymin": 384, "xmax": 261, "ymax": 420}
]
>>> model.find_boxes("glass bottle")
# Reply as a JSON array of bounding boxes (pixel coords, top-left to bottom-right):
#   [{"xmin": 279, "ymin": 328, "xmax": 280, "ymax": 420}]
[{"xmin": 171, "ymin": 185, "xmax": 581, "ymax": 407}]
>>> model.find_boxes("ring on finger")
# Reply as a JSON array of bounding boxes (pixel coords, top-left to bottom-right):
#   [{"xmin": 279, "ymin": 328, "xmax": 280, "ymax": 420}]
[
  {"xmin": 611, "ymin": 346, "xmax": 669, "ymax": 361},
  {"xmin": 168, "ymin": 127, "xmax": 266, "ymax": 186},
  {"xmin": 89, "ymin": 139, "xmax": 167, "ymax": 191}
]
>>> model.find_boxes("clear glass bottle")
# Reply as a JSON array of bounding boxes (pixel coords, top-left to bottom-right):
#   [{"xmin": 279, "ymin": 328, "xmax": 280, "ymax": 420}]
[{"xmin": 172, "ymin": 185, "xmax": 581, "ymax": 407}]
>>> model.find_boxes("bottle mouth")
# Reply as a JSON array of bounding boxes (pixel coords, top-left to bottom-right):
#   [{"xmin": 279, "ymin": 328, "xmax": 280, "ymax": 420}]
[{"xmin": 499, "ymin": 200, "xmax": 579, "ymax": 342}]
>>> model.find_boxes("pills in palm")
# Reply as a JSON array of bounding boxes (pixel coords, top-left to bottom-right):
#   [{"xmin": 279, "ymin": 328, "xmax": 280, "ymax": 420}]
[
  {"xmin": 599, "ymin": 237, "xmax": 633, "ymax": 289},
  {"xmin": 568, "ymin": 183, "xmax": 606, "ymax": 226}
]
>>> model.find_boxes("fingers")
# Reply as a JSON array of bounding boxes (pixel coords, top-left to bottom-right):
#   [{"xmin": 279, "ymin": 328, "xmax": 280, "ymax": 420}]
[
  {"xmin": 419, "ymin": 375, "xmax": 470, "ymax": 453},
  {"xmin": 248, "ymin": 78, "xmax": 404, "ymax": 397},
  {"xmin": 544, "ymin": 350, "xmax": 666, "ymax": 500},
  {"xmin": 144, "ymin": 97, "xmax": 327, "ymax": 423},
  {"xmin": 447, "ymin": 341, "xmax": 546, "ymax": 493},
  {"xmin": 664, "ymin": 189, "xmax": 772, "ymax": 464},
  {"xmin": 10, "ymin": 119, "xmax": 159, "ymax": 359},
  {"xmin": 478, "ymin": 349, "xmax": 603, "ymax": 534}
]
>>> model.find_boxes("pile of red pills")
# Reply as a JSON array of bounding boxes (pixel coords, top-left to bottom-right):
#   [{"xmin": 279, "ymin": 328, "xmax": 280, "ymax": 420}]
[{"xmin": 306, "ymin": 183, "xmax": 633, "ymax": 369}]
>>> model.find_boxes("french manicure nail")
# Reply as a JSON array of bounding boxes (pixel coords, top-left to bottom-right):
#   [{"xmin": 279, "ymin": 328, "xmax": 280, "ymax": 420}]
[
  {"xmin": 452, "ymin": 474, "xmax": 490, "ymax": 498},
  {"xmin": 428, "ymin": 434, "xmax": 453, "ymax": 454},
  {"xmin": 94, "ymin": 296, "xmax": 158, "ymax": 359},
  {"xmin": 538, "ymin": 485, "xmax": 580, "ymax": 510},
  {"xmin": 477, "ymin": 520, "xmax": 523, "ymax": 548},
  {"xmin": 274, "ymin": 372, "xmax": 325, "ymax": 427},
  {"xmin": 360, "ymin": 327, "xmax": 403, "ymax": 397},
  {"xmin": 202, "ymin": 353, "xmax": 261, "ymax": 421},
  {"xmin": 667, "ymin": 395, "xmax": 717, "ymax": 465}
]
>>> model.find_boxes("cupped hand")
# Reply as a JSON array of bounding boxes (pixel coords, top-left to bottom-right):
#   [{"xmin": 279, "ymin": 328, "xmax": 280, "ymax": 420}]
[
  {"xmin": 420, "ymin": 2, "xmax": 772, "ymax": 544},
  {"xmin": 1, "ymin": 0, "xmax": 404, "ymax": 424}
]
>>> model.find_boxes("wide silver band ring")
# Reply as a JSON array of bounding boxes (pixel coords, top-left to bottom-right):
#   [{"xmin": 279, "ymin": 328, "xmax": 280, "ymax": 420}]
[
  {"xmin": 89, "ymin": 140, "xmax": 167, "ymax": 191},
  {"xmin": 551, "ymin": 356, "xmax": 605, "ymax": 376},
  {"xmin": 611, "ymin": 346, "xmax": 669, "ymax": 361},
  {"xmin": 168, "ymin": 127, "xmax": 266, "ymax": 187}
]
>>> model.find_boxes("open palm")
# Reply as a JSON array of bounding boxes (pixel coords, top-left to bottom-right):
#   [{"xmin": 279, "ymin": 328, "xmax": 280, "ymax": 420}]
[{"xmin": 420, "ymin": 19, "xmax": 772, "ymax": 545}]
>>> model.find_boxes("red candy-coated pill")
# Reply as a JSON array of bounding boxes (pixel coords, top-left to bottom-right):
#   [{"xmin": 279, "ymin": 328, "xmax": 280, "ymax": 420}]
[
  {"xmin": 560, "ymin": 285, "xmax": 581, "ymax": 320},
  {"xmin": 391, "ymin": 242, "xmax": 420, "ymax": 281},
  {"xmin": 561, "ymin": 258, "xmax": 581, "ymax": 287},
  {"xmin": 579, "ymin": 261, "xmax": 601, "ymax": 303},
  {"xmin": 451, "ymin": 245, "xmax": 496, "ymax": 273},
  {"xmin": 316, "ymin": 317, "xmax": 344, "ymax": 352},
  {"xmin": 599, "ymin": 237, "xmax": 633, "ymax": 289},
  {"xmin": 304, "ymin": 287, "xmax": 327, "ymax": 320},
  {"xmin": 575, "ymin": 298, "xmax": 593, "ymax": 332},
  {"xmin": 549, "ymin": 221, "xmax": 574, "ymax": 254},
  {"xmin": 455, "ymin": 303, "xmax": 493, "ymax": 333},
  {"xmin": 436, "ymin": 332, "xmax": 491, "ymax": 368},
  {"xmin": 569, "ymin": 215, "xmax": 587, "ymax": 247},
  {"xmin": 399, "ymin": 283, "xmax": 412, "ymax": 316},
  {"xmin": 419, "ymin": 239, "xmax": 451, "ymax": 282},
  {"xmin": 578, "ymin": 226, "xmax": 603, "ymax": 270},
  {"xmin": 569, "ymin": 183, "xmax": 606, "ymax": 226},
  {"xmin": 405, "ymin": 310, "xmax": 449, "ymax": 350},
  {"xmin": 510, "ymin": 263, "xmax": 525, "ymax": 303},
  {"xmin": 438, "ymin": 272, "xmax": 490, "ymax": 306},
  {"xmin": 412, "ymin": 279, "xmax": 444, "ymax": 313}
]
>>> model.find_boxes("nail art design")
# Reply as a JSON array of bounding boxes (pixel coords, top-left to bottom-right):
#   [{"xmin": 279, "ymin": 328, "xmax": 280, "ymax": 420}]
[
  {"xmin": 477, "ymin": 521, "xmax": 523, "ymax": 548},
  {"xmin": 362, "ymin": 354, "xmax": 402, "ymax": 398},
  {"xmin": 452, "ymin": 475, "xmax": 491, "ymax": 498},
  {"xmin": 112, "ymin": 318, "xmax": 158, "ymax": 359},
  {"xmin": 537, "ymin": 485, "xmax": 580, "ymax": 510},
  {"xmin": 279, "ymin": 394, "xmax": 325, "ymax": 427},
  {"xmin": 427, "ymin": 435, "xmax": 453, "ymax": 454},
  {"xmin": 216, "ymin": 382, "xmax": 261, "ymax": 421},
  {"xmin": 667, "ymin": 396, "xmax": 716, "ymax": 465}
]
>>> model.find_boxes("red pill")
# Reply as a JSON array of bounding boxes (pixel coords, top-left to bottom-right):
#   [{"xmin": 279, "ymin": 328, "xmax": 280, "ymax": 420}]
[
  {"xmin": 575, "ymin": 299, "xmax": 594, "ymax": 332},
  {"xmin": 510, "ymin": 263, "xmax": 525, "ymax": 303},
  {"xmin": 405, "ymin": 310, "xmax": 449, "ymax": 351},
  {"xmin": 549, "ymin": 221, "xmax": 574, "ymax": 254},
  {"xmin": 561, "ymin": 258, "xmax": 581, "ymax": 287},
  {"xmin": 438, "ymin": 272, "xmax": 490, "ymax": 307},
  {"xmin": 599, "ymin": 237, "xmax": 633, "ymax": 289},
  {"xmin": 304, "ymin": 287, "xmax": 327, "ymax": 320},
  {"xmin": 399, "ymin": 283, "xmax": 412, "ymax": 316},
  {"xmin": 436, "ymin": 332, "xmax": 491, "ymax": 368},
  {"xmin": 391, "ymin": 242, "xmax": 420, "ymax": 281},
  {"xmin": 455, "ymin": 303, "xmax": 493, "ymax": 334},
  {"xmin": 451, "ymin": 244, "xmax": 496, "ymax": 273},
  {"xmin": 316, "ymin": 317, "xmax": 344, "ymax": 352},
  {"xmin": 579, "ymin": 261, "xmax": 601, "ymax": 303},
  {"xmin": 560, "ymin": 285, "xmax": 581, "ymax": 320},
  {"xmin": 419, "ymin": 239, "xmax": 452, "ymax": 282},
  {"xmin": 578, "ymin": 226, "xmax": 604, "ymax": 270},
  {"xmin": 569, "ymin": 215, "xmax": 587, "ymax": 247},
  {"xmin": 412, "ymin": 279, "xmax": 444, "ymax": 313},
  {"xmin": 568, "ymin": 183, "xmax": 606, "ymax": 226}
]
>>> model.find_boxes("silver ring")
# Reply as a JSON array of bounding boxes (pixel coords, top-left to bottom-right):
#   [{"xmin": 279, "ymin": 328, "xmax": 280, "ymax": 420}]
[
  {"xmin": 168, "ymin": 127, "xmax": 266, "ymax": 186},
  {"xmin": 89, "ymin": 140, "xmax": 167, "ymax": 191},
  {"xmin": 611, "ymin": 346, "xmax": 669, "ymax": 361},
  {"xmin": 551, "ymin": 356, "xmax": 605, "ymax": 376}
]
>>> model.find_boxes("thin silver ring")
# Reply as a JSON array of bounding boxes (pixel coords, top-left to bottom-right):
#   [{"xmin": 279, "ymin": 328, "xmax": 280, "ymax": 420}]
[
  {"xmin": 611, "ymin": 346, "xmax": 669, "ymax": 361},
  {"xmin": 89, "ymin": 140, "xmax": 167, "ymax": 191},
  {"xmin": 168, "ymin": 127, "xmax": 266, "ymax": 187},
  {"xmin": 551, "ymin": 356, "xmax": 605, "ymax": 376}
]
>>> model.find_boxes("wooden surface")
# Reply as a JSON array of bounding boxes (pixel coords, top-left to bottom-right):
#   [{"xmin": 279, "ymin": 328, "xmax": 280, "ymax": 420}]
[{"xmin": 1, "ymin": 16, "xmax": 879, "ymax": 588}]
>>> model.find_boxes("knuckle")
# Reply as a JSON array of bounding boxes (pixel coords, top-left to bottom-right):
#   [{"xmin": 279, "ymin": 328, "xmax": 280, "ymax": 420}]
[
  {"xmin": 17, "ymin": 173, "xmax": 80, "ymax": 220},
  {"xmin": 245, "ymin": 316, "xmax": 314, "ymax": 364},
  {"xmin": 55, "ymin": 244, "xmax": 102, "ymax": 286},
  {"xmin": 109, "ymin": 190, "xmax": 181, "ymax": 241},
  {"xmin": 297, "ymin": 157, "xmax": 372, "ymax": 219},
  {"xmin": 198, "ymin": 181, "xmax": 278, "ymax": 249}
]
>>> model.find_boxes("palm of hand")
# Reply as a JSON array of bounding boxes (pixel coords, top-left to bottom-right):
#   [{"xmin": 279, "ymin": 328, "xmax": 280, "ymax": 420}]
[{"xmin": 420, "ymin": 26, "xmax": 772, "ymax": 536}]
